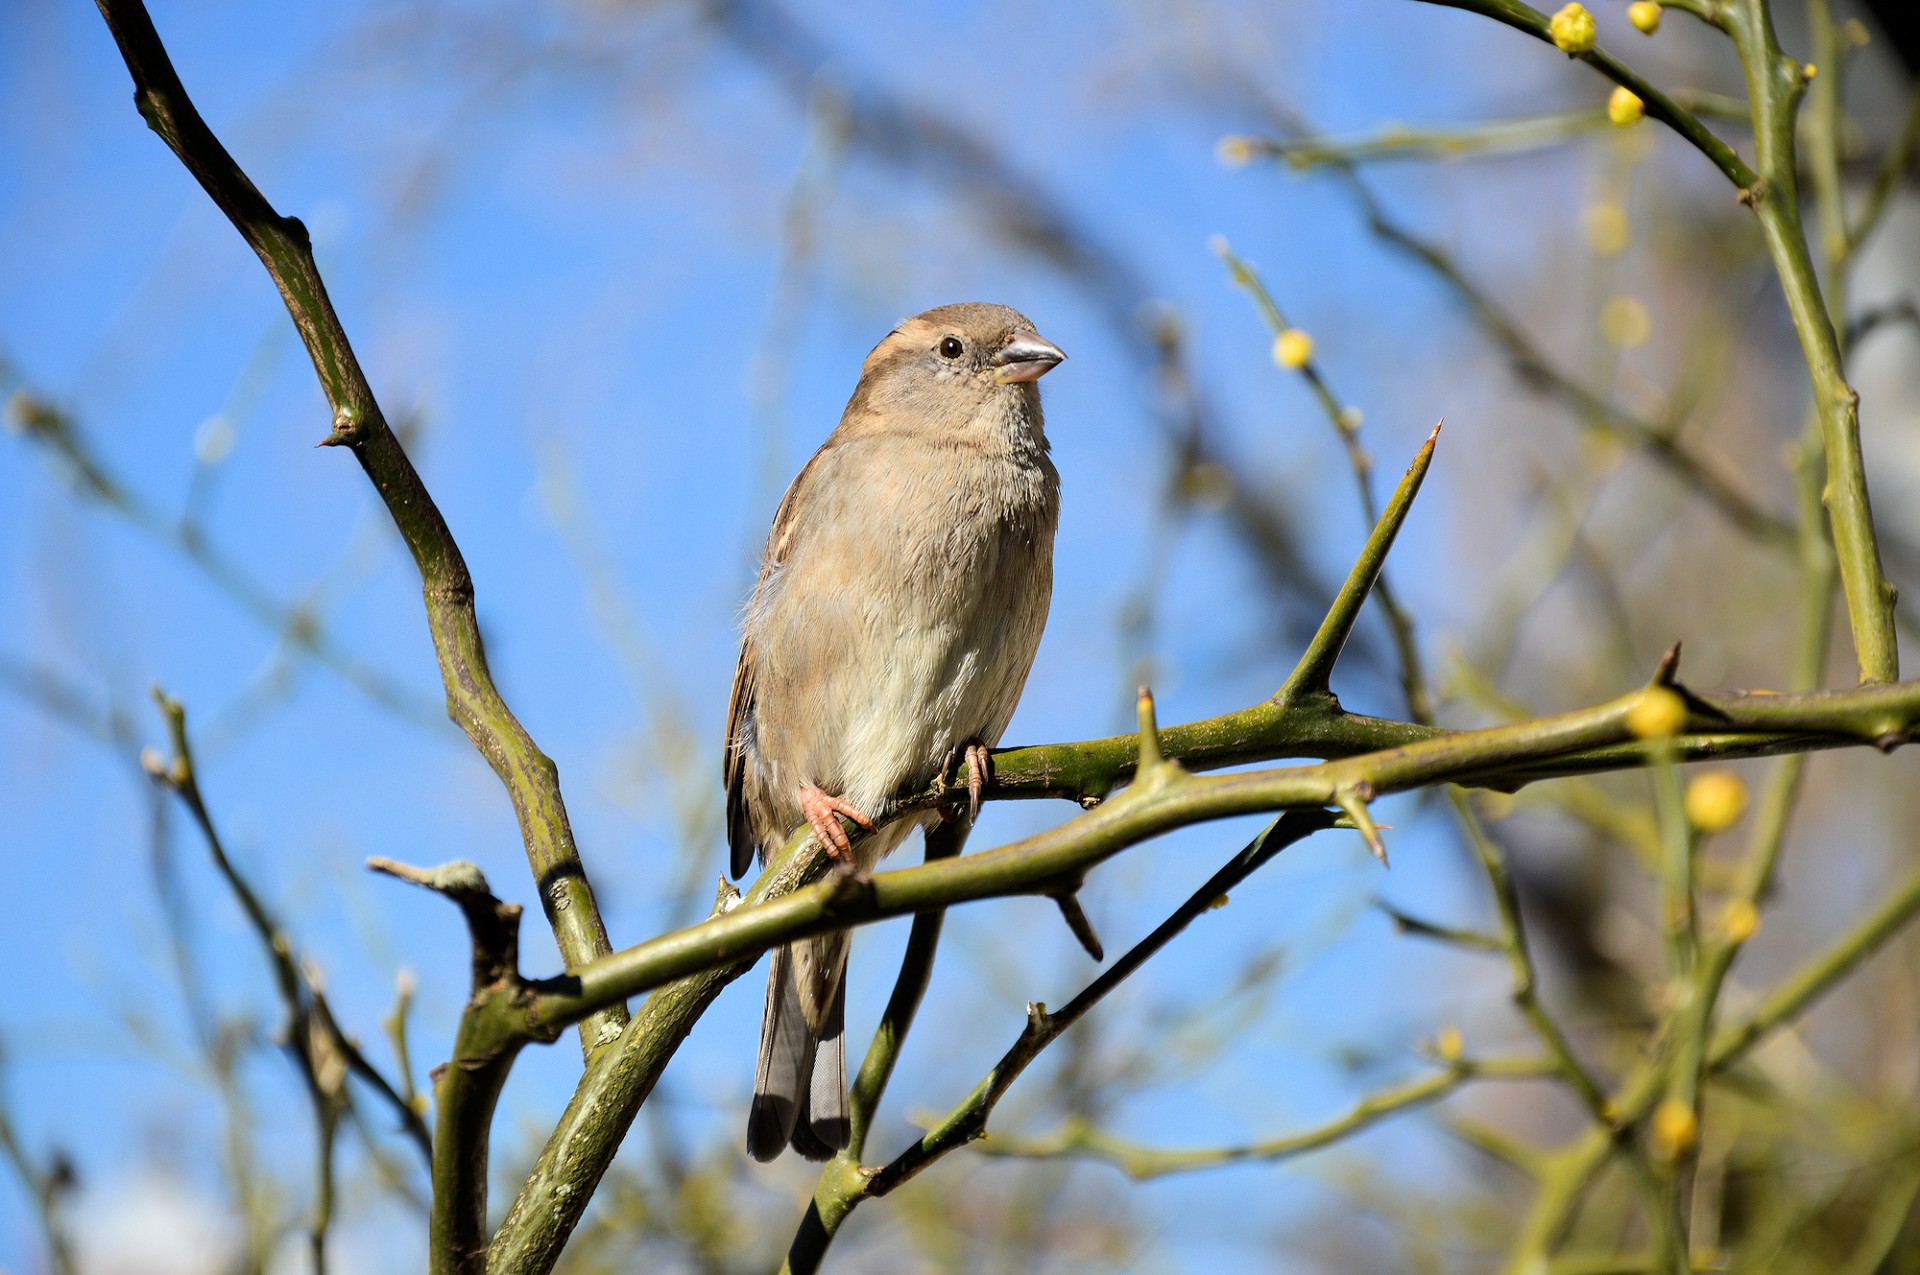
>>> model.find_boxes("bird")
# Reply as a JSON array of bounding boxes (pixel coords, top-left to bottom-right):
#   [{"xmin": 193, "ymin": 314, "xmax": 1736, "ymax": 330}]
[{"xmin": 724, "ymin": 302, "xmax": 1065, "ymax": 1161}]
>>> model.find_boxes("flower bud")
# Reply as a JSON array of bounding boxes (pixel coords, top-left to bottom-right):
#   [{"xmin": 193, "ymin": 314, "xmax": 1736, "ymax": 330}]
[
  {"xmin": 1216, "ymin": 136, "xmax": 1255, "ymax": 168},
  {"xmin": 1273, "ymin": 328, "xmax": 1315, "ymax": 369},
  {"xmin": 1608, "ymin": 86, "xmax": 1645, "ymax": 126},
  {"xmin": 1550, "ymin": 3, "xmax": 1597, "ymax": 54},
  {"xmin": 1627, "ymin": 687, "xmax": 1687, "ymax": 739},
  {"xmin": 1720, "ymin": 899, "xmax": 1760, "ymax": 944},
  {"xmin": 1684, "ymin": 771, "xmax": 1749, "ymax": 833},
  {"xmin": 1600, "ymin": 295, "xmax": 1651, "ymax": 347},
  {"xmin": 1651, "ymin": 1098, "xmax": 1699, "ymax": 1160},
  {"xmin": 1628, "ymin": 2, "xmax": 1662, "ymax": 34},
  {"xmin": 1585, "ymin": 202, "xmax": 1630, "ymax": 255}
]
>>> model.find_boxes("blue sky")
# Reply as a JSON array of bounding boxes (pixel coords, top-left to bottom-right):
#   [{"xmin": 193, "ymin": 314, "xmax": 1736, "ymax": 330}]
[{"xmin": 0, "ymin": 1, "xmax": 1819, "ymax": 1269}]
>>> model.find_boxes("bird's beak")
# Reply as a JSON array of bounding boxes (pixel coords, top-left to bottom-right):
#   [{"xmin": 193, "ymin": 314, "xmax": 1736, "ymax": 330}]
[{"xmin": 991, "ymin": 332, "xmax": 1066, "ymax": 383}]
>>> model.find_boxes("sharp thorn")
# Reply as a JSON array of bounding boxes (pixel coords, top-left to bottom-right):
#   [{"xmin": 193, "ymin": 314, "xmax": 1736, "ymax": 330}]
[{"xmin": 1052, "ymin": 892, "xmax": 1105, "ymax": 962}]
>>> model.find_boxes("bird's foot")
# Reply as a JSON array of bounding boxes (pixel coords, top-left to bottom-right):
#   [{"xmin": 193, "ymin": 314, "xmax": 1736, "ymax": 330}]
[
  {"xmin": 938, "ymin": 740, "xmax": 992, "ymax": 824},
  {"xmin": 798, "ymin": 784, "xmax": 875, "ymax": 861}
]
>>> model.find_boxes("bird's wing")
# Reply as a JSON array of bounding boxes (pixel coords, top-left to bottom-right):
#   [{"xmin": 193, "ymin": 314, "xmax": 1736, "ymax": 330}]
[{"xmin": 725, "ymin": 442, "xmax": 834, "ymax": 878}]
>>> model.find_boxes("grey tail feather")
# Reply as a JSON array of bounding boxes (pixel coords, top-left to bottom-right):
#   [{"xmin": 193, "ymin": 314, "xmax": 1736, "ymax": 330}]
[
  {"xmin": 747, "ymin": 944, "xmax": 812, "ymax": 1162},
  {"xmin": 790, "ymin": 975, "xmax": 848, "ymax": 1161}
]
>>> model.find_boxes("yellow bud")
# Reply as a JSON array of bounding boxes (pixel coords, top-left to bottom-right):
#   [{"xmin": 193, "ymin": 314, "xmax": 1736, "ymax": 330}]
[
  {"xmin": 1600, "ymin": 295, "xmax": 1651, "ymax": 347},
  {"xmin": 1208, "ymin": 893, "xmax": 1230, "ymax": 911},
  {"xmin": 1720, "ymin": 899, "xmax": 1761, "ymax": 944},
  {"xmin": 1650, "ymin": 1098, "xmax": 1699, "ymax": 1159},
  {"xmin": 1549, "ymin": 3, "xmax": 1598, "ymax": 54},
  {"xmin": 1627, "ymin": 687, "xmax": 1687, "ymax": 739},
  {"xmin": 1628, "ymin": 2, "xmax": 1663, "ymax": 34},
  {"xmin": 1684, "ymin": 771, "xmax": 1749, "ymax": 833},
  {"xmin": 1216, "ymin": 136, "xmax": 1255, "ymax": 168},
  {"xmin": 139, "ymin": 747, "xmax": 168, "ymax": 778},
  {"xmin": 1608, "ymin": 86, "xmax": 1645, "ymax": 126},
  {"xmin": 1803, "ymin": 62, "xmax": 1817, "ymax": 80},
  {"xmin": 1436, "ymin": 1025, "xmax": 1464, "ymax": 1061},
  {"xmin": 1273, "ymin": 328, "xmax": 1315, "ymax": 369},
  {"xmin": 1585, "ymin": 201, "xmax": 1630, "ymax": 255}
]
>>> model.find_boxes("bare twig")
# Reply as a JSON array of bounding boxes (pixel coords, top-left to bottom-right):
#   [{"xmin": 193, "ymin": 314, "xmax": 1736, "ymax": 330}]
[{"xmin": 91, "ymin": 0, "xmax": 627, "ymax": 1055}]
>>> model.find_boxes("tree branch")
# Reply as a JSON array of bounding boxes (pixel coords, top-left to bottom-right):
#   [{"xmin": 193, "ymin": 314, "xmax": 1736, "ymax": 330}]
[
  {"xmin": 91, "ymin": 0, "xmax": 626, "ymax": 1052},
  {"xmin": 1413, "ymin": 0, "xmax": 1759, "ymax": 189}
]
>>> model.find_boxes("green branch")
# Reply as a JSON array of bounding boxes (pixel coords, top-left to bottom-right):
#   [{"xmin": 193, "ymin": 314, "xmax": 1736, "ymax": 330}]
[
  {"xmin": 782, "ymin": 808, "xmax": 1338, "ymax": 1273},
  {"xmin": 1218, "ymin": 241, "xmax": 1435, "ymax": 723},
  {"xmin": 1721, "ymin": 0, "xmax": 1897, "ymax": 683},
  {"xmin": 1708, "ymin": 855, "xmax": 1920, "ymax": 1068},
  {"xmin": 1413, "ymin": 0, "xmax": 1758, "ymax": 188},
  {"xmin": 367, "ymin": 860, "xmax": 533, "ymax": 1275},
  {"xmin": 974, "ymin": 1056, "xmax": 1555, "ymax": 1180},
  {"xmin": 90, "ymin": 0, "xmax": 626, "ymax": 1051}
]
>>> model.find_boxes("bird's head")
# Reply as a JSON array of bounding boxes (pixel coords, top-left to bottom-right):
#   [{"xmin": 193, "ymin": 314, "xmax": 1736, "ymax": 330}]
[{"xmin": 846, "ymin": 303, "xmax": 1065, "ymax": 445}]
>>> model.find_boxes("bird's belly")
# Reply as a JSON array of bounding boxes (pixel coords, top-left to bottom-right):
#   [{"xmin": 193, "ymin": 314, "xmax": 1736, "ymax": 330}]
[{"xmin": 797, "ymin": 534, "xmax": 1050, "ymax": 818}]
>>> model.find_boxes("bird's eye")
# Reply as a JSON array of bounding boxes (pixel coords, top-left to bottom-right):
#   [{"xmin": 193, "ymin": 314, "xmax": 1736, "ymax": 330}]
[{"xmin": 938, "ymin": 336, "xmax": 964, "ymax": 359}]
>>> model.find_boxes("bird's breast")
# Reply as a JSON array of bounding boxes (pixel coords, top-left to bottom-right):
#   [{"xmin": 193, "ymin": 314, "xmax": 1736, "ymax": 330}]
[{"xmin": 746, "ymin": 443, "xmax": 1057, "ymax": 819}]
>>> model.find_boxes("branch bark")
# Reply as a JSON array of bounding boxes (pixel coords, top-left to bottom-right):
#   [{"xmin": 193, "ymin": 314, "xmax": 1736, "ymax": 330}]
[{"xmin": 91, "ymin": 0, "xmax": 626, "ymax": 1054}]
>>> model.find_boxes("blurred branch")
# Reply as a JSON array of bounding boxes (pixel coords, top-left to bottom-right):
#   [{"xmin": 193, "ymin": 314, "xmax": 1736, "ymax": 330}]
[
  {"xmin": 1412, "ymin": 0, "xmax": 1758, "ymax": 187},
  {"xmin": 147, "ymin": 693, "xmax": 431, "ymax": 1164},
  {"xmin": 147, "ymin": 691, "xmax": 430, "ymax": 1272},
  {"xmin": 1846, "ymin": 81, "xmax": 1920, "ymax": 254},
  {"xmin": 1221, "ymin": 245, "xmax": 1435, "ymax": 723},
  {"xmin": 1708, "ymin": 855, "xmax": 1920, "ymax": 1068},
  {"xmin": 1449, "ymin": 791, "xmax": 1608, "ymax": 1118},
  {"xmin": 781, "ymin": 808, "xmax": 1340, "ymax": 1274},
  {"xmin": 3, "ymin": 387, "xmax": 444, "ymax": 732},
  {"xmin": 974, "ymin": 1055, "xmax": 1555, "ymax": 1180},
  {"xmin": 1221, "ymin": 88, "xmax": 1750, "ymax": 172},
  {"xmin": 1415, "ymin": 0, "xmax": 1896, "ymax": 681},
  {"xmin": 0, "ymin": 1043, "xmax": 77, "ymax": 1275},
  {"xmin": 91, "ymin": 0, "xmax": 626, "ymax": 1053},
  {"xmin": 1224, "ymin": 108, "xmax": 1614, "ymax": 168},
  {"xmin": 1230, "ymin": 114, "xmax": 1793, "ymax": 548}
]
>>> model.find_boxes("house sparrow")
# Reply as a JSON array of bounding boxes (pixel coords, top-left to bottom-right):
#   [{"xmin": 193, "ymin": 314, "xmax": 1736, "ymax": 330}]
[{"xmin": 725, "ymin": 303, "xmax": 1065, "ymax": 1161}]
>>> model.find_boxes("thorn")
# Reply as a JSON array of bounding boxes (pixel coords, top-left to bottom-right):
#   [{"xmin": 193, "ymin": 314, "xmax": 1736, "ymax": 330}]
[
  {"xmin": 1335, "ymin": 783, "xmax": 1389, "ymax": 868},
  {"xmin": 1652, "ymin": 642, "xmax": 1683, "ymax": 686},
  {"xmin": 1052, "ymin": 893, "xmax": 1105, "ymax": 962},
  {"xmin": 1874, "ymin": 731, "xmax": 1909, "ymax": 754},
  {"xmin": 1427, "ymin": 417, "xmax": 1444, "ymax": 443},
  {"xmin": 1136, "ymin": 687, "xmax": 1164, "ymax": 770}
]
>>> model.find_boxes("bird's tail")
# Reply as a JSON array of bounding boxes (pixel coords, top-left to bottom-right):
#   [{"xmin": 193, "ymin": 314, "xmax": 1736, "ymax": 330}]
[{"xmin": 747, "ymin": 936, "xmax": 850, "ymax": 1161}]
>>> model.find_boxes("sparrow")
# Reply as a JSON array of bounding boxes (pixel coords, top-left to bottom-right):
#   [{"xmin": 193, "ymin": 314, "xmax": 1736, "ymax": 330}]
[{"xmin": 724, "ymin": 303, "xmax": 1065, "ymax": 1161}]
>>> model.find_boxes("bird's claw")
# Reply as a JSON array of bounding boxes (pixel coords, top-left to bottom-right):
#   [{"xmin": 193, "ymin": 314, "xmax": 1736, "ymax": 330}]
[
  {"xmin": 798, "ymin": 784, "xmax": 875, "ymax": 861},
  {"xmin": 964, "ymin": 742, "xmax": 989, "ymax": 823}
]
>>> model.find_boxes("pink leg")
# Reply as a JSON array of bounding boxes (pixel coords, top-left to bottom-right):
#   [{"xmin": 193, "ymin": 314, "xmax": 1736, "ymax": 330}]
[{"xmin": 798, "ymin": 784, "xmax": 876, "ymax": 861}]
